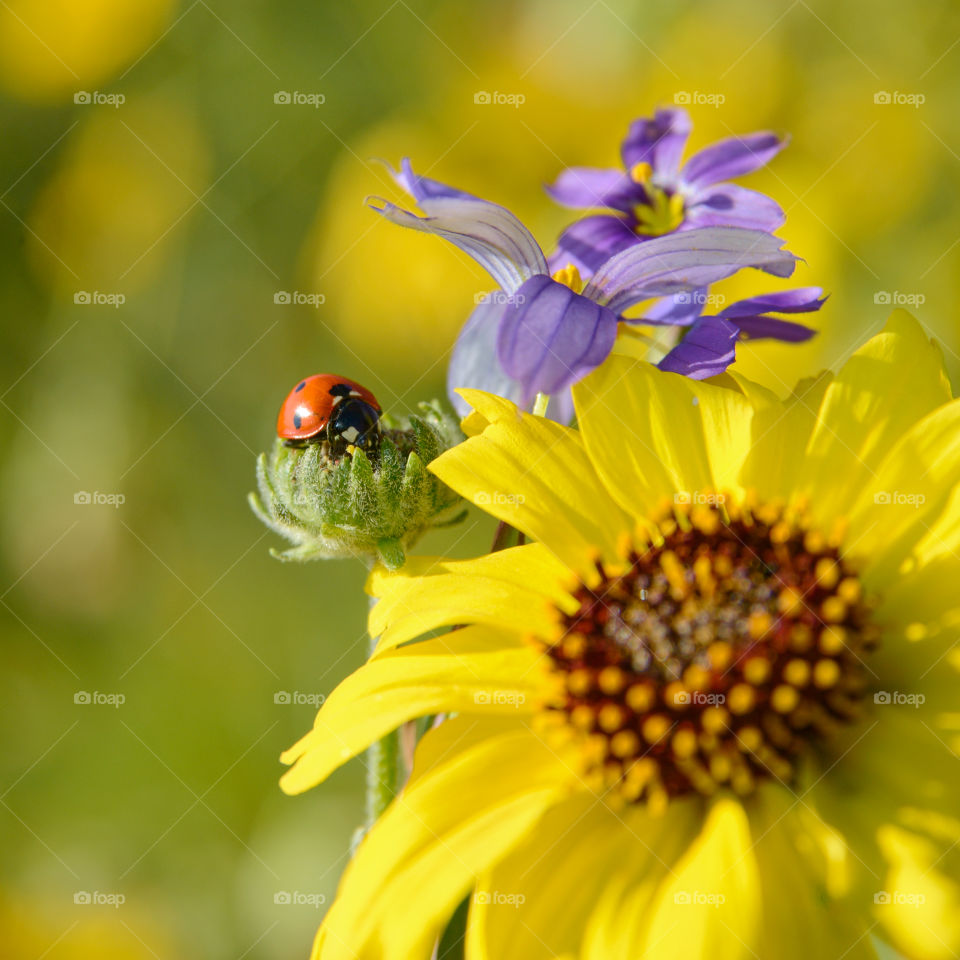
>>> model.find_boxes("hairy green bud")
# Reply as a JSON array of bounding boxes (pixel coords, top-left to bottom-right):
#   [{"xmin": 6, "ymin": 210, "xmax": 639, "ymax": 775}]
[{"xmin": 249, "ymin": 400, "xmax": 466, "ymax": 569}]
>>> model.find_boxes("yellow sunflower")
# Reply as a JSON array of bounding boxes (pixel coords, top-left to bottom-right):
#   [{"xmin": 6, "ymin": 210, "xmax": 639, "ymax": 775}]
[{"xmin": 282, "ymin": 310, "xmax": 960, "ymax": 960}]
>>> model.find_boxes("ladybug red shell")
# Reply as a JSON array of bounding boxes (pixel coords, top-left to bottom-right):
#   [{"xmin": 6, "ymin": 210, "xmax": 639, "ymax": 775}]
[{"xmin": 277, "ymin": 374, "xmax": 383, "ymax": 456}]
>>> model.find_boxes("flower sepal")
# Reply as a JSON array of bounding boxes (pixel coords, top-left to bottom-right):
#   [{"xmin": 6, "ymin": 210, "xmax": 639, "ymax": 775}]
[{"xmin": 249, "ymin": 401, "xmax": 466, "ymax": 569}]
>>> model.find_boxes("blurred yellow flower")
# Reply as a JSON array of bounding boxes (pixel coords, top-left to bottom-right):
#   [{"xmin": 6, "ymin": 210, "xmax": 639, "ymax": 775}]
[
  {"xmin": 0, "ymin": 0, "xmax": 176, "ymax": 102},
  {"xmin": 28, "ymin": 96, "xmax": 209, "ymax": 294}
]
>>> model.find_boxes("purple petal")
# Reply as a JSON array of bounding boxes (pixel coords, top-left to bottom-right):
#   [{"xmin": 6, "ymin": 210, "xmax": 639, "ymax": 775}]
[
  {"xmin": 658, "ymin": 317, "xmax": 739, "ymax": 379},
  {"xmin": 447, "ymin": 297, "xmax": 575, "ymax": 423},
  {"xmin": 549, "ymin": 214, "xmax": 639, "ymax": 277},
  {"xmin": 681, "ymin": 132, "xmax": 786, "ymax": 188},
  {"xmin": 621, "ymin": 108, "xmax": 692, "ymax": 178},
  {"xmin": 545, "ymin": 167, "xmax": 638, "ymax": 212},
  {"xmin": 391, "ymin": 157, "xmax": 477, "ymax": 202},
  {"xmin": 584, "ymin": 227, "xmax": 796, "ymax": 315},
  {"xmin": 718, "ymin": 287, "xmax": 826, "ymax": 318},
  {"xmin": 497, "ymin": 275, "xmax": 618, "ymax": 407},
  {"xmin": 369, "ymin": 190, "xmax": 548, "ymax": 295},
  {"xmin": 731, "ymin": 316, "xmax": 817, "ymax": 342},
  {"xmin": 639, "ymin": 287, "xmax": 709, "ymax": 326},
  {"xmin": 685, "ymin": 183, "xmax": 785, "ymax": 233}
]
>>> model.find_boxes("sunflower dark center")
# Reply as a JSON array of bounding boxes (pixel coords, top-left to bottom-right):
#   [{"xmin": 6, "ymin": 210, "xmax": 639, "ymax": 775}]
[{"xmin": 544, "ymin": 501, "xmax": 877, "ymax": 808}]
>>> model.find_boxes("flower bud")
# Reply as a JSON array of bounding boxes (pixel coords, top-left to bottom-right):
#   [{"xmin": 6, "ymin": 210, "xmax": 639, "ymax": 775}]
[{"xmin": 249, "ymin": 401, "xmax": 465, "ymax": 569}]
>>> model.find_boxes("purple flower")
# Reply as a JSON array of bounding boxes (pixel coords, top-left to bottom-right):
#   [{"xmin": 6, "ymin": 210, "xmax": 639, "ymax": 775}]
[
  {"xmin": 370, "ymin": 161, "xmax": 800, "ymax": 417},
  {"xmin": 547, "ymin": 107, "xmax": 787, "ymax": 277},
  {"xmin": 652, "ymin": 287, "xmax": 825, "ymax": 379}
]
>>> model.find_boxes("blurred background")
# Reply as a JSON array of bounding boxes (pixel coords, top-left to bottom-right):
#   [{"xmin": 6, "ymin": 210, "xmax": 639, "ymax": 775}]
[{"xmin": 1, "ymin": 0, "xmax": 957, "ymax": 957}]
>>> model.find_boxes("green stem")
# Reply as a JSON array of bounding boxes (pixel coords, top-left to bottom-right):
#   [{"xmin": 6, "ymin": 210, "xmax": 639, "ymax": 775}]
[{"xmin": 364, "ymin": 601, "xmax": 401, "ymax": 828}]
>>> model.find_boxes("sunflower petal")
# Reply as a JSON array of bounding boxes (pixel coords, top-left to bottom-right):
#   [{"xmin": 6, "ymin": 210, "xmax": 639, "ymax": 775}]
[
  {"xmin": 574, "ymin": 355, "xmax": 755, "ymax": 516},
  {"xmin": 367, "ymin": 544, "xmax": 572, "ymax": 654},
  {"xmin": 431, "ymin": 392, "xmax": 633, "ymax": 568},
  {"xmin": 639, "ymin": 797, "xmax": 760, "ymax": 960},
  {"xmin": 316, "ymin": 726, "xmax": 568, "ymax": 960},
  {"xmin": 279, "ymin": 625, "xmax": 541, "ymax": 795},
  {"xmin": 797, "ymin": 311, "xmax": 951, "ymax": 522}
]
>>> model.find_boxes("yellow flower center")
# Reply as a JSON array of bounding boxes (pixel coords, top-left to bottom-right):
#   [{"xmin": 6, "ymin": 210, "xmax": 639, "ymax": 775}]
[
  {"xmin": 551, "ymin": 263, "xmax": 585, "ymax": 294},
  {"xmin": 538, "ymin": 498, "xmax": 878, "ymax": 812},
  {"xmin": 629, "ymin": 161, "xmax": 685, "ymax": 236}
]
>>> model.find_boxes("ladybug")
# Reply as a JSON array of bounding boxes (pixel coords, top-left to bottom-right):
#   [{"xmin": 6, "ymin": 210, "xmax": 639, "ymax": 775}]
[{"xmin": 276, "ymin": 374, "xmax": 382, "ymax": 457}]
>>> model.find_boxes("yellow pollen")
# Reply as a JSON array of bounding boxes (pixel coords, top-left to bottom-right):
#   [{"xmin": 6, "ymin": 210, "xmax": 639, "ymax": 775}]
[
  {"xmin": 709, "ymin": 752, "xmax": 733, "ymax": 781},
  {"xmin": 838, "ymin": 578, "xmax": 862, "ymax": 604},
  {"xmin": 570, "ymin": 704, "xmax": 595, "ymax": 730},
  {"xmin": 598, "ymin": 703, "xmax": 627, "ymax": 732},
  {"xmin": 561, "ymin": 634, "xmax": 587, "ymax": 659},
  {"xmin": 819, "ymin": 625, "xmax": 847, "ymax": 655},
  {"xmin": 748, "ymin": 611, "xmax": 774, "ymax": 640},
  {"xmin": 782, "ymin": 658, "xmax": 811, "ymax": 687},
  {"xmin": 815, "ymin": 557, "xmax": 840, "ymax": 589},
  {"xmin": 567, "ymin": 669, "xmax": 593, "ymax": 696},
  {"xmin": 550, "ymin": 263, "xmax": 584, "ymax": 294},
  {"xmin": 626, "ymin": 683, "xmax": 655, "ymax": 713},
  {"xmin": 777, "ymin": 587, "xmax": 805, "ymax": 616},
  {"xmin": 610, "ymin": 729, "xmax": 640, "ymax": 758},
  {"xmin": 770, "ymin": 684, "xmax": 800, "ymax": 714},
  {"xmin": 736, "ymin": 725, "xmax": 763, "ymax": 752},
  {"xmin": 728, "ymin": 683, "xmax": 756, "ymax": 715},
  {"xmin": 804, "ymin": 530, "xmax": 826, "ymax": 553},
  {"xmin": 659, "ymin": 550, "xmax": 689, "ymax": 598},
  {"xmin": 822, "ymin": 596, "xmax": 847, "ymax": 623},
  {"xmin": 598, "ymin": 666, "xmax": 627, "ymax": 695},
  {"xmin": 742, "ymin": 656, "xmax": 771, "ymax": 685},
  {"xmin": 629, "ymin": 161, "xmax": 653, "ymax": 184},
  {"xmin": 672, "ymin": 728, "xmax": 699, "ymax": 759},
  {"xmin": 665, "ymin": 681, "xmax": 688, "ymax": 710},
  {"xmin": 707, "ymin": 641, "xmax": 733, "ymax": 670},
  {"xmin": 691, "ymin": 505, "xmax": 720, "ymax": 535},
  {"xmin": 693, "ymin": 554, "xmax": 716, "ymax": 596},
  {"xmin": 701, "ymin": 705, "xmax": 730, "ymax": 733},
  {"xmin": 770, "ymin": 520, "xmax": 792, "ymax": 544},
  {"xmin": 642, "ymin": 714, "xmax": 671, "ymax": 743},
  {"xmin": 812, "ymin": 659, "xmax": 841, "ymax": 689},
  {"xmin": 683, "ymin": 664, "xmax": 710, "ymax": 691}
]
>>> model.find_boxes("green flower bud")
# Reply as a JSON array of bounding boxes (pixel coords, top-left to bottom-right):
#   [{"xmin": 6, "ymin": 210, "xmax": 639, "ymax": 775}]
[{"xmin": 249, "ymin": 400, "xmax": 466, "ymax": 569}]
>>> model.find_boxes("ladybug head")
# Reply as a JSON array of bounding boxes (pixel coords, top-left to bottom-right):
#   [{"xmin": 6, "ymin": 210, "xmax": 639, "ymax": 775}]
[{"xmin": 327, "ymin": 397, "xmax": 382, "ymax": 458}]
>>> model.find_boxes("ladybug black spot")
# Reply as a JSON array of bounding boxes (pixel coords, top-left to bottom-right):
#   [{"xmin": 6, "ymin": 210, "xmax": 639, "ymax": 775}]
[
  {"xmin": 294, "ymin": 381, "xmax": 306, "ymax": 392},
  {"xmin": 293, "ymin": 412, "xmax": 302, "ymax": 429},
  {"xmin": 327, "ymin": 383, "xmax": 352, "ymax": 398}
]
